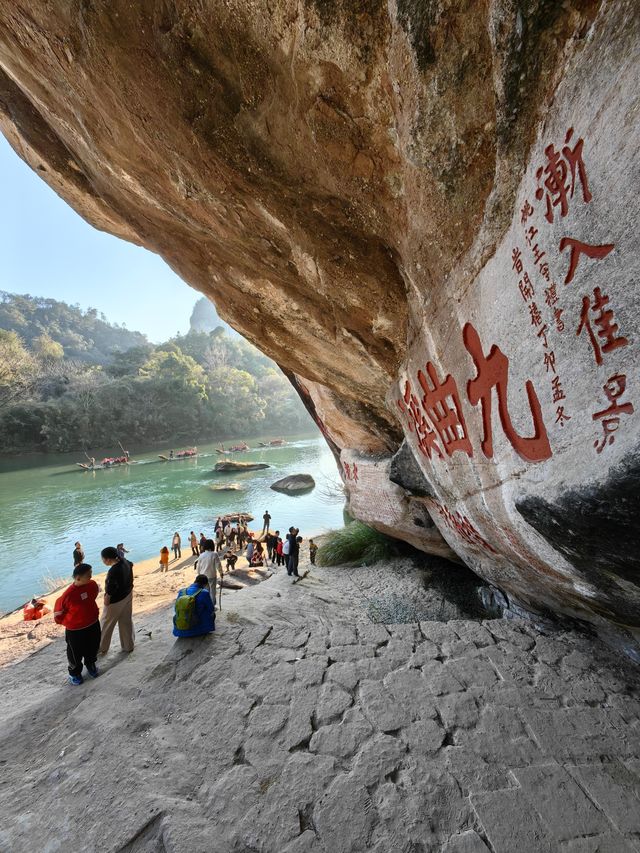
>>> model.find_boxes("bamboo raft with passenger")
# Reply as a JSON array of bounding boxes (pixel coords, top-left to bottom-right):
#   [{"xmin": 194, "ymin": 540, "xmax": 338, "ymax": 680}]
[
  {"xmin": 216, "ymin": 442, "xmax": 250, "ymax": 454},
  {"xmin": 158, "ymin": 447, "xmax": 198, "ymax": 461},
  {"xmin": 76, "ymin": 443, "xmax": 134, "ymax": 470}
]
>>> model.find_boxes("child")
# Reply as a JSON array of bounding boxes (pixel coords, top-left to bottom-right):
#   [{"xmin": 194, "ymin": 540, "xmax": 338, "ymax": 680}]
[
  {"xmin": 309, "ymin": 539, "xmax": 318, "ymax": 565},
  {"xmin": 159, "ymin": 546, "xmax": 170, "ymax": 572},
  {"xmin": 53, "ymin": 563, "xmax": 101, "ymax": 685},
  {"xmin": 276, "ymin": 537, "xmax": 284, "ymax": 566}
]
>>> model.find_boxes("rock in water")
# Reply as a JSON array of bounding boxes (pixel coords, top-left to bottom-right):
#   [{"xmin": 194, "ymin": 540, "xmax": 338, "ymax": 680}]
[
  {"xmin": 2, "ymin": 3, "xmax": 639, "ymax": 642},
  {"xmin": 210, "ymin": 483, "xmax": 243, "ymax": 492},
  {"xmin": 214, "ymin": 462, "xmax": 269, "ymax": 472},
  {"xmin": 270, "ymin": 474, "xmax": 315, "ymax": 494}
]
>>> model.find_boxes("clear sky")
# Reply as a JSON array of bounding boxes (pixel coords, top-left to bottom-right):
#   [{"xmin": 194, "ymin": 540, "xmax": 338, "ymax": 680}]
[{"xmin": 0, "ymin": 134, "xmax": 196, "ymax": 342}]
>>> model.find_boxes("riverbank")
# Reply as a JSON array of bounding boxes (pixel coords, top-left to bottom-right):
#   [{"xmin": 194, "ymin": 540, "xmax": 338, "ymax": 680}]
[
  {"xmin": 0, "ymin": 554, "xmax": 638, "ymax": 852},
  {"xmin": 0, "ymin": 433, "xmax": 344, "ymax": 613},
  {"xmin": 0, "ymin": 545, "xmax": 269, "ymax": 669}
]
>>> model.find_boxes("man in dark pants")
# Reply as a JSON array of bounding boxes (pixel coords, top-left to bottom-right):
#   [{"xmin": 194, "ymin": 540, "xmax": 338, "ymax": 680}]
[
  {"xmin": 267, "ymin": 529, "xmax": 279, "ymax": 564},
  {"xmin": 286, "ymin": 527, "xmax": 300, "ymax": 577}
]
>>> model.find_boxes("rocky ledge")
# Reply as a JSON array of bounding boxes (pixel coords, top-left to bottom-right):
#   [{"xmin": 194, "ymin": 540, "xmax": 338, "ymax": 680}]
[
  {"xmin": 0, "ymin": 557, "xmax": 638, "ymax": 853},
  {"xmin": 0, "ymin": 2, "xmax": 638, "ymax": 639}
]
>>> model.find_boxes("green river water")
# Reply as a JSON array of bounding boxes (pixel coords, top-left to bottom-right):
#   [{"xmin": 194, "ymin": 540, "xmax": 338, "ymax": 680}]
[{"xmin": 0, "ymin": 431, "xmax": 345, "ymax": 613}]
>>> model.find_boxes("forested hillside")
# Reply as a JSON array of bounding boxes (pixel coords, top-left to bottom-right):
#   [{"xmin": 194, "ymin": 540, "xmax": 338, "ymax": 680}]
[
  {"xmin": 0, "ymin": 293, "xmax": 314, "ymax": 452},
  {"xmin": 0, "ymin": 292, "xmax": 148, "ymax": 363}
]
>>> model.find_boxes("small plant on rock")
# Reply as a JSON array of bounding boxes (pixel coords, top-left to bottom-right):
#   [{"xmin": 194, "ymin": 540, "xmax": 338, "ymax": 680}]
[{"xmin": 316, "ymin": 521, "xmax": 399, "ymax": 567}]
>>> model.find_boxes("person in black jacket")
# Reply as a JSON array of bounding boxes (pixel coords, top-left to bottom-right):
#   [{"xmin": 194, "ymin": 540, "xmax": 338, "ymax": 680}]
[
  {"xmin": 98, "ymin": 546, "xmax": 135, "ymax": 654},
  {"xmin": 72, "ymin": 541, "xmax": 84, "ymax": 567},
  {"xmin": 286, "ymin": 527, "xmax": 300, "ymax": 577}
]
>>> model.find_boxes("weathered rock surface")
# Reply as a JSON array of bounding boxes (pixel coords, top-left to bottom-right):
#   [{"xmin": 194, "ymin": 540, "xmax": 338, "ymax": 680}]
[
  {"xmin": 0, "ymin": 559, "xmax": 638, "ymax": 853},
  {"xmin": 1, "ymin": 2, "xmax": 638, "ymax": 637},
  {"xmin": 271, "ymin": 473, "xmax": 316, "ymax": 493}
]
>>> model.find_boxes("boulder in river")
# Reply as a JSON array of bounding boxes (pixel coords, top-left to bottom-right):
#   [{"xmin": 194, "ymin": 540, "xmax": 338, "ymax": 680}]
[
  {"xmin": 214, "ymin": 461, "xmax": 270, "ymax": 472},
  {"xmin": 270, "ymin": 474, "xmax": 316, "ymax": 494},
  {"xmin": 210, "ymin": 483, "xmax": 243, "ymax": 492}
]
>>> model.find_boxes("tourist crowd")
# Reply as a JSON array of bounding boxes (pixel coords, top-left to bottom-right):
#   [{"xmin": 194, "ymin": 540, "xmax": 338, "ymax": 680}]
[{"xmin": 50, "ymin": 510, "xmax": 318, "ymax": 686}]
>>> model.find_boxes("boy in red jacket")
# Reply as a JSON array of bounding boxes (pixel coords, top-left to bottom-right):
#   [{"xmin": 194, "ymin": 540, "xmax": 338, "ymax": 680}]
[{"xmin": 54, "ymin": 563, "xmax": 101, "ymax": 685}]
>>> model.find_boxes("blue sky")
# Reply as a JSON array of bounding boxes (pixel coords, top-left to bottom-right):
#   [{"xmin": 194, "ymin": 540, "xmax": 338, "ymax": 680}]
[{"xmin": 0, "ymin": 134, "xmax": 196, "ymax": 342}]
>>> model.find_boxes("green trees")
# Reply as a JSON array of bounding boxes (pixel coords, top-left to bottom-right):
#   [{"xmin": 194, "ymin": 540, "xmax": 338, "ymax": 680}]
[
  {"xmin": 0, "ymin": 295, "xmax": 314, "ymax": 452},
  {"xmin": 0, "ymin": 292, "xmax": 147, "ymax": 363}
]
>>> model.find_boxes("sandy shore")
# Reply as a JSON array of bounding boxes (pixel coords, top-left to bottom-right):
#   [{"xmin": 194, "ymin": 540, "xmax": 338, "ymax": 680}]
[{"xmin": 0, "ymin": 542, "xmax": 270, "ymax": 669}]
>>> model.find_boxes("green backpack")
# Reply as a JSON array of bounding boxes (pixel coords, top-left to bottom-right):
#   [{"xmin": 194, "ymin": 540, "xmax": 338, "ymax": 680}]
[{"xmin": 174, "ymin": 587, "xmax": 202, "ymax": 631}]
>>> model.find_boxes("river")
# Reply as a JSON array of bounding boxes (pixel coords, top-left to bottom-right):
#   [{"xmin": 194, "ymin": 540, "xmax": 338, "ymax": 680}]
[{"xmin": 0, "ymin": 431, "xmax": 345, "ymax": 613}]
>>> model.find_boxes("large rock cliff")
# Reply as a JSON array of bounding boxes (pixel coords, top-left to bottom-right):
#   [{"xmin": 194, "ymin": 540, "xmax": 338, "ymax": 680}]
[{"xmin": 1, "ymin": 1, "xmax": 638, "ymax": 639}]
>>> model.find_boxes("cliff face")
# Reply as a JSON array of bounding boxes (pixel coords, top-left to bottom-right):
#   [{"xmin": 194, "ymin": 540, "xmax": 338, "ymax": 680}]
[{"xmin": 1, "ymin": 1, "xmax": 638, "ymax": 637}]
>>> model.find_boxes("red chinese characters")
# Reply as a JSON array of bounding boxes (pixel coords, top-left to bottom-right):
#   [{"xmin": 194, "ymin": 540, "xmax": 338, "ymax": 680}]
[
  {"xmin": 397, "ymin": 381, "xmax": 443, "ymax": 460},
  {"xmin": 535, "ymin": 128, "xmax": 592, "ymax": 223},
  {"xmin": 396, "ymin": 325, "xmax": 553, "ymax": 465},
  {"xmin": 559, "ymin": 238, "xmax": 615, "ymax": 286},
  {"xmin": 592, "ymin": 374, "xmax": 634, "ymax": 453},
  {"xmin": 463, "ymin": 323, "xmax": 552, "ymax": 462},
  {"xmin": 577, "ymin": 287, "xmax": 628, "ymax": 366},
  {"xmin": 511, "ymin": 246, "xmax": 571, "ymax": 429},
  {"xmin": 433, "ymin": 502, "xmax": 497, "ymax": 554},
  {"xmin": 417, "ymin": 363, "xmax": 472, "ymax": 457}
]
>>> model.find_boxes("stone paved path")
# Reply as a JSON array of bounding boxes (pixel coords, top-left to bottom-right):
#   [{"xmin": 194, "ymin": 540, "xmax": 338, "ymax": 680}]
[{"xmin": 0, "ymin": 561, "xmax": 638, "ymax": 852}]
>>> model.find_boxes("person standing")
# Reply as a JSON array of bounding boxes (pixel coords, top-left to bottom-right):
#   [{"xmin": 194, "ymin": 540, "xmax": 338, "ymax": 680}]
[
  {"xmin": 54, "ymin": 563, "xmax": 101, "ymax": 685},
  {"xmin": 214, "ymin": 516, "xmax": 222, "ymax": 532},
  {"xmin": 282, "ymin": 532, "xmax": 291, "ymax": 570},
  {"xmin": 159, "ymin": 546, "xmax": 170, "ymax": 572},
  {"xmin": 246, "ymin": 538, "xmax": 255, "ymax": 566},
  {"xmin": 172, "ymin": 532, "xmax": 182, "ymax": 560},
  {"xmin": 116, "ymin": 543, "xmax": 129, "ymax": 560},
  {"xmin": 286, "ymin": 528, "xmax": 300, "ymax": 577},
  {"xmin": 73, "ymin": 541, "xmax": 85, "ymax": 567},
  {"xmin": 189, "ymin": 531, "xmax": 199, "ymax": 556},
  {"xmin": 215, "ymin": 527, "xmax": 224, "ymax": 552},
  {"xmin": 99, "ymin": 546, "xmax": 134, "ymax": 655},
  {"xmin": 267, "ymin": 530, "xmax": 279, "ymax": 564},
  {"xmin": 309, "ymin": 539, "xmax": 318, "ymax": 565},
  {"xmin": 195, "ymin": 539, "xmax": 222, "ymax": 604},
  {"xmin": 224, "ymin": 521, "xmax": 232, "ymax": 547},
  {"xmin": 262, "ymin": 510, "xmax": 271, "ymax": 536},
  {"xmin": 276, "ymin": 537, "xmax": 284, "ymax": 566}
]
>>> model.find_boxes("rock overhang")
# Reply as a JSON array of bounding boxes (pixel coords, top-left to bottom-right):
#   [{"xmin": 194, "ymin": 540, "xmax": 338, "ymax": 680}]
[{"xmin": 0, "ymin": 0, "xmax": 637, "ymax": 642}]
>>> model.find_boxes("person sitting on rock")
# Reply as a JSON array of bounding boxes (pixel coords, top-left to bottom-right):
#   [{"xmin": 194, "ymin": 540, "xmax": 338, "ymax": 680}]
[{"xmin": 172, "ymin": 574, "xmax": 215, "ymax": 638}]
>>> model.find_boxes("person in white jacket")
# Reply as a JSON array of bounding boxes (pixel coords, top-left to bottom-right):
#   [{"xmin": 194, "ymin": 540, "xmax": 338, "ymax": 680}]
[{"xmin": 194, "ymin": 539, "xmax": 222, "ymax": 604}]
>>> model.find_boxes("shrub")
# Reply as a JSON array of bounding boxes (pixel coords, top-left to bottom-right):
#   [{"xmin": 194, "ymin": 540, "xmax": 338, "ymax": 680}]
[{"xmin": 316, "ymin": 521, "xmax": 399, "ymax": 567}]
